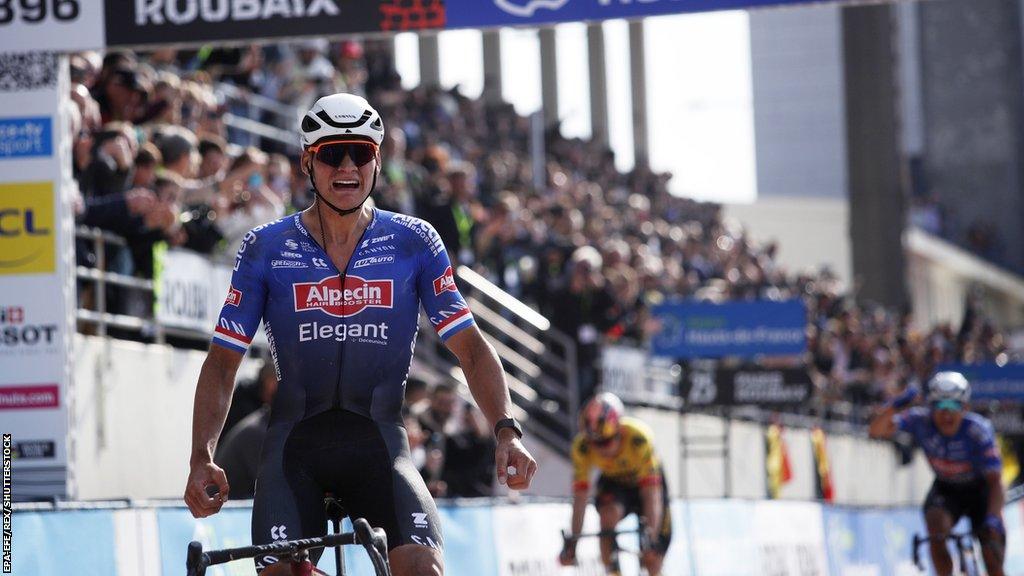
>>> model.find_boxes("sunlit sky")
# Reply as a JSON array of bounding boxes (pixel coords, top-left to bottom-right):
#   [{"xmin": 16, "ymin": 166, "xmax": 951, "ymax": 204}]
[{"xmin": 395, "ymin": 11, "xmax": 756, "ymax": 204}]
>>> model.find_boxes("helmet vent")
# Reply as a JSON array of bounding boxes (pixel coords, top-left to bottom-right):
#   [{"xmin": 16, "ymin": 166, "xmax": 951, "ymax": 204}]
[{"xmin": 301, "ymin": 116, "xmax": 321, "ymax": 133}]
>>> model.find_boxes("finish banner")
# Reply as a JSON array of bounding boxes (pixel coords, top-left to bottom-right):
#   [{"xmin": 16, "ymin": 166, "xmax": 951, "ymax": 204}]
[
  {"xmin": 103, "ymin": 0, "xmax": 444, "ymax": 47},
  {"xmin": 681, "ymin": 366, "xmax": 814, "ymax": 407}
]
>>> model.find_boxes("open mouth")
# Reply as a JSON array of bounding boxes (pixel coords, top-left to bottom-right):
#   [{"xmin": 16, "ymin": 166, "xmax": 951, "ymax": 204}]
[{"xmin": 332, "ymin": 179, "xmax": 360, "ymax": 191}]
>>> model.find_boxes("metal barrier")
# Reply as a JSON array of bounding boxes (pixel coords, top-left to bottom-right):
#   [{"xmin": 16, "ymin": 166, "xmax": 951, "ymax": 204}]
[
  {"xmin": 75, "ymin": 226, "xmax": 161, "ymax": 341},
  {"xmin": 215, "ymin": 82, "xmax": 302, "ymax": 152}
]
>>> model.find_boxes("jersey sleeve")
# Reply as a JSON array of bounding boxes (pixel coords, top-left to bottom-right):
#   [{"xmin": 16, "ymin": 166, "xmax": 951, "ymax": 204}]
[
  {"xmin": 968, "ymin": 419, "xmax": 1003, "ymax": 476},
  {"xmin": 414, "ymin": 219, "xmax": 475, "ymax": 342},
  {"xmin": 571, "ymin": 435, "xmax": 591, "ymax": 492},
  {"xmin": 211, "ymin": 229, "xmax": 267, "ymax": 354},
  {"xmin": 894, "ymin": 407, "xmax": 927, "ymax": 438}
]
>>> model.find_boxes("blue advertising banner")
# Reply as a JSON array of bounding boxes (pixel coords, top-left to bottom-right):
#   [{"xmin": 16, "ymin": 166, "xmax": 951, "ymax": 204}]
[
  {"xmin": 11, "ymin": 510, "xmax": 116, "ymax": 575},
  {"xmin": 937, "ymin": 363, "xmax": 1024, "ymax": 401},
  {"xmin": 0, "ymin": 117, "xmax": 51, "ymax": 159},
  {"xmin": 445, "ymin": 0, "xmax": 868, "ymax": 29},
  {"xmin": 651, "ymin": 299, "xmax": 806, "ymax": 359}
]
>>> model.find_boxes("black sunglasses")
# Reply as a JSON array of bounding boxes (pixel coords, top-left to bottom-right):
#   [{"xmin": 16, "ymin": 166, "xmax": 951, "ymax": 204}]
[{"xmin": 310, "ymin": 141, "xmax": 377, "ymax": 168}]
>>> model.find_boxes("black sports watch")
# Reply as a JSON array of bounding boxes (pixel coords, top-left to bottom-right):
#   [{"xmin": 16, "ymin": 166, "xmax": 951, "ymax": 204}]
[{"xmin": 494, "ymin": 417, "xmax": 523, "ymax": 439}]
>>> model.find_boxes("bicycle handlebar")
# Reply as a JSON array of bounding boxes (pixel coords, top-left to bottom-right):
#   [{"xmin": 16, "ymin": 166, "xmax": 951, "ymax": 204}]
[
  {"xmin": 185, "ymin": 517, "xmax": 390, "ymax": 576},
  {"xmin": 911, "ymin": 531, "xmax": 976, "ymax": 573}
]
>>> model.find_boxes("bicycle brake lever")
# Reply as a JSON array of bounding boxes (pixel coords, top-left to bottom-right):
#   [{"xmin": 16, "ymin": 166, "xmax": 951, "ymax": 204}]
[{"xmin": 186, "ymin": 541, "xmax": 207, "ymax": 576}]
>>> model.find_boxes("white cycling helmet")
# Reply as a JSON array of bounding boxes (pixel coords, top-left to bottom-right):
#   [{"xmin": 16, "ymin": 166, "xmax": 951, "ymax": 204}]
[
  {"xmin": 300, "ymin": 93, "xmax": 384, "ymax": 148},
  {"xmin": 926, "ymin": 371, "xmax": 971, "ymax": 405}
]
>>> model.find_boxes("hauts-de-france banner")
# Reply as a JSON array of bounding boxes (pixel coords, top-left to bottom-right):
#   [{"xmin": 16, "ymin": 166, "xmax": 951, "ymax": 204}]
[{"xmin": 0, "ymin": 53, "xmax": 76, "ymax": 500}]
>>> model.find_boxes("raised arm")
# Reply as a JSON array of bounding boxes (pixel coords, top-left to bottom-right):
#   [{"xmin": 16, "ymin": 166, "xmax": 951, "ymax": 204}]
[
  {"xmin": 445, "ymin": 325, "xmax": 537, "ymax": 490},
  {"xmin": 184, "ymin": 345, "xmax": 244, "ymax": 517},
  {"xmin": 869, "ymin": 386, "xmax": 919, "ymax": 439}
]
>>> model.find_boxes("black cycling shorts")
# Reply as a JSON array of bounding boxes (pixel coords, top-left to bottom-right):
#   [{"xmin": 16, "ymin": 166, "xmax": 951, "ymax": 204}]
[
  {"xmin": 251, "ymin": 409, "xmax": 443, "ymax": 572},
  {"xmin": 594, "ymin": 474, "xmax": 673, "ymax": 555},
  {"xmin": 923, "ymin": 479, "xmax": 1000, "ymax": 542}
]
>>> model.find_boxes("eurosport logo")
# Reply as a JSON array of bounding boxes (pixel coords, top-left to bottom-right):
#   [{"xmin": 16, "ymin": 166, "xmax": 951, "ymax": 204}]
[
  {"xmin": 293, "ymin": 275, "xmax": 393, "ymax": 318},
  {"xmin": 494, "ymin": 0, "xmax": 569, "ymax": 17},
  {"xmin": 0, "ymin": 117, "xmax": 52, "ymax": 159}
]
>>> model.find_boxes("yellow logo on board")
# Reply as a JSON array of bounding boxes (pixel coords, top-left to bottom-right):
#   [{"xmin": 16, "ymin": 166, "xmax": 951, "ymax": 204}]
[{"xmin": 0, "ymin": 182, "xmax": 55, "ymax": 275}]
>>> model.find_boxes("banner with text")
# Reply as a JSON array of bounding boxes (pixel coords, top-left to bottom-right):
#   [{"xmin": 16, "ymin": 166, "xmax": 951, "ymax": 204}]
[
  {"xmin": 651, "ymin": 300, "xmax": 806, "ymax": 359},
  {"xmin": 0, "ymin": 53, "xmax": 75, "ymax": 500},
  {"xmin": 681, "ymin": 366, "xmax": 814, "ymax": 408},
  {"xmin": 601, "ymin": 345, "xmax": 681, "ymax": 404},
  {"xmin": 937, "ymin": 363, "xmax": 1024, "ymax": 401}
]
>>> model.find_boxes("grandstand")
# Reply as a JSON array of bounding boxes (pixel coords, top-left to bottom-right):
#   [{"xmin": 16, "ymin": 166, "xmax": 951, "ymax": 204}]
[{"xmin": 4, "ymin": 0, "xmax": 1024, "ymax": 575}]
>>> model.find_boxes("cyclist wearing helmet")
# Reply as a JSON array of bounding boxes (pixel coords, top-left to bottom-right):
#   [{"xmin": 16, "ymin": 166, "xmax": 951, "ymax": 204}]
[
  {"xmin": 870, "ymin": 372, "xmax": 1005, "ymax": 576},
  {"xmin": 558, "ymin": 392, "xmax": 672, "ymax": 576},
  {"xmin": 183, "ymin": 93, "xmax": 537, "ymax": 575}
]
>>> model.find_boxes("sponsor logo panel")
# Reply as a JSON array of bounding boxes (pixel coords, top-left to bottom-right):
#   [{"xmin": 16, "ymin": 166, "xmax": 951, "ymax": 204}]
[
  {"xmin": 0, "ymin": 117, "xmax": 51, "ymax": 159},
  {"xmin": 433, "ymin": 266, "xmax": 457, "ymax": 296},
  {"xmin": 0, "ymin": 182, "xmax": 55, "ymax": 275},
  {"xmin": 353, "ymin": 255, "xmax": 394, "ymax": 269},
  {"xmin": 0, "ymin": 384, "xmax": 59, "ymax": 410},
  {"xmin": 0, "ymin": 304, "xmax": 58, "ymax": 354},
  {"xmin": 225, "ymin": 286, "xmax": 242, "ymax": 307},
  {"xmin": 293, "ymin": 275, "xmax": 393, "ymax": 317},
  {"xmin": 12, "ymin": 440, "xmax": 55, "ymax": 460}
]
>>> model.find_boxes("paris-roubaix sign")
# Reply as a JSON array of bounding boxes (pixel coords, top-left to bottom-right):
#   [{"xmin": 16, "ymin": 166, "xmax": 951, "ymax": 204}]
[{"xmin": 0, "ymin": 0, "xmax": 916, "ymax": 53}]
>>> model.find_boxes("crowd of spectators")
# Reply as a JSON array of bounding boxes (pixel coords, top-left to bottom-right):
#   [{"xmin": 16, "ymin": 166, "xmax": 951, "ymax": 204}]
[{"xmin": 67, "ymin": 41, "xmax": 1014, "ymax": 424}]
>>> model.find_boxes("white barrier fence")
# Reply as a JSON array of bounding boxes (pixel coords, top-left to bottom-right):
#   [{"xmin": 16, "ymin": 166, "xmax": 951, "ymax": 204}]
[{"xmin": 11, "ymin": 498, "xmax": 1024, "ymax": 576}]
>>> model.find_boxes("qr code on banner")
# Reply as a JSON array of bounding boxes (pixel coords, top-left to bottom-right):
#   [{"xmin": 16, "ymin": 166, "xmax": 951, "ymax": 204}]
[{"xmin": 0, "ymin": 52, "xmax": 57, "ymax": 92}]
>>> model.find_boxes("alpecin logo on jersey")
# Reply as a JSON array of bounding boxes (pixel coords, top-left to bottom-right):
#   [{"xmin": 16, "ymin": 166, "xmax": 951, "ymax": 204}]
[
  {"xmin": 293, "ymin": 275, "xmax": 393, "ymax": 317},
  {"xmin": 433, "ymin": 266, "xmax": 457, "ymax": 296},
  {"xmin": 225, "ymin": 286, "xmax": 242, "ymax": 307}
]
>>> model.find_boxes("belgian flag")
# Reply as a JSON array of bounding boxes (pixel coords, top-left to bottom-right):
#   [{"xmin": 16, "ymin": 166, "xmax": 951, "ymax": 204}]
[
  {"xmin": 811, "ymin": 427, "xmax": 834, "ymax": 502},
  {"xmin": 766, "ymin": 424, "xmax": 793, "ymax": 499}
]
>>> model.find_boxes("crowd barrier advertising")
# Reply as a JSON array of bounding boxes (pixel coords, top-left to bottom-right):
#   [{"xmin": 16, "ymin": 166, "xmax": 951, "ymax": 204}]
[
  {"xmin": 938, "ymin": 363, "xmax": 1024, "ymax": 401},
  {"xmin": 2, "ymin": 0, "xmax": 922, "ymax": 54},
  {"xmin": 0, "ymin": 53, "xmax": 75, "ymax": 500},
  {"xmin": 681, "ymin": 365, "xmax": 814, "ymax": 408},
  {"xmin": 650, "ymin": 299, "xmax": 806, "ymax": 359},
  {"xmin": 13, "ymin": 498, "xmax": 1024, "ymax": 575}
]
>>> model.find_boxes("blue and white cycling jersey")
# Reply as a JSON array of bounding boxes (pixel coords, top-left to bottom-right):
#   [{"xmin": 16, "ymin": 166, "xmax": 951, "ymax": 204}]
[
  {"xmin": 895, "ymin": 407, "xmax": 1002, "ymax": 484},
  {"xmin": 211, "ymin": 209, "xmax": 475, "ymax": 425}
]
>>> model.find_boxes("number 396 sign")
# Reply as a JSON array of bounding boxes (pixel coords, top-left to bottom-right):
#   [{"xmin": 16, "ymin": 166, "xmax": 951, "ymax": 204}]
[{"xmin": 0, "ymin": 0, "xmax": 105, "ymax": 53}]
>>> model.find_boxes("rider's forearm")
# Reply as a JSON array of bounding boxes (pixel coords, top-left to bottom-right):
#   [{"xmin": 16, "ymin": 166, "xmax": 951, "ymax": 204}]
[
  {"xmin": 986, "ymin": 472, "xmax": 1005, "ymax": 517},
  {"xmin": 462, "ymin": 335, "xmax": 514, "ymax": 428},
  {"xmin": 570, "ymin": 491, "xmax": 588, "ymax": 537},
  {"xmin": 190, "ymin": 350, "xmax": 240, "ymax": 466},
  {"xmin": 641, "ymin": 482, "xmax": 662, "ymax": 538}
]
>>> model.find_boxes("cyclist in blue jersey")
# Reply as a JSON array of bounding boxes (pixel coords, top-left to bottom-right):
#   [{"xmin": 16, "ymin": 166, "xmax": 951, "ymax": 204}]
[
  {"xmin": 870, "ymin": 372, "xmax": 1005, "ymax": 576},
  {"xmin": 183, "ymin": 93, "xmax": 538, "ymax": 576}
]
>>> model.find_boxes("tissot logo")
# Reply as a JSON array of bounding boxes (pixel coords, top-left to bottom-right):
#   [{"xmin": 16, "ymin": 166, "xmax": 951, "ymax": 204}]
[{"xmin": 293, "ymin": 275, "xmax": 393, "ymax": 317}]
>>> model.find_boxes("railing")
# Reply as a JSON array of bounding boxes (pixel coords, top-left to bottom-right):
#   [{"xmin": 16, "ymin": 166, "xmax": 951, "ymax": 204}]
[
  {"xmin": 214, "ymin": 82, "xmax": 302, "ymax": 152},
  {"xmin": 456, "ymin": 265, "xmax": 579, "ymax": 455},
  {"xmin": 75, "ymin": 226, "xmax": 161, "ymax": 341}
]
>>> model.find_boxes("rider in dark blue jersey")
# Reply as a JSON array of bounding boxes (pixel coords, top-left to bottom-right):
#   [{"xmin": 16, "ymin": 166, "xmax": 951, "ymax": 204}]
[
  {"xmin": 870, "ymin": 372, "xmax": 1005, "ymax": 576},
  {"xmin": 183, "ymin": 93, "xmax": 537, "ymax": 576}
]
